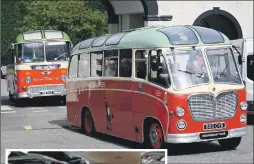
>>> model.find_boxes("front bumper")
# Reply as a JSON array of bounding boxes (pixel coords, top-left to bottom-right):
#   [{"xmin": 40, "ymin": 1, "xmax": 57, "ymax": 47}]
[
  {"xmin": 166, "ymin": 127, "xmax": 247, "ymax": 143},
  {"xmin": 18, "ymin": 84, "xmax": 66, "ymax": 98},
  {"xmin": 18, "ymin": 91, "xmax": 66, "ymax": 98}
]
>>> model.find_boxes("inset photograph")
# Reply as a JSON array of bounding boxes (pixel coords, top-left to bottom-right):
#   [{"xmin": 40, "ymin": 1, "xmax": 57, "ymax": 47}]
[{"xmin": 6, "ymin": 149, "xmax": 167, "ymax": 164}]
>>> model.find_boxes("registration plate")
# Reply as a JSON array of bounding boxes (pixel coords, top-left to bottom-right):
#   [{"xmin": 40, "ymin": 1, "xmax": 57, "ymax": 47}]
[
  {"xmin": 200, "ymin": 131, "xmax": 228, "ymax": 140},
  {"xmin": 40, "ymin": 91, "xmax": 54, "ymax": 95},
  {"xmin": 204, "ymin": 122, "xmax": 226, "ymax": 130}
]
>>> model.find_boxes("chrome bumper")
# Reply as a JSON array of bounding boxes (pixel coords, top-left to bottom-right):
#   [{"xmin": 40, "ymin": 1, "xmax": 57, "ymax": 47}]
[
  {"xmin": 166, "ymin": 127, "xmax": 247, "ymax": 143},
  {"xmin": 18, "ymin": 90, "xmax": 66, "ymax": 98}
]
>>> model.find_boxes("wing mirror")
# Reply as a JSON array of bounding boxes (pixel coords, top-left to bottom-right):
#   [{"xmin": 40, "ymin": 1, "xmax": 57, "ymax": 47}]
[
  {"xmin": 238, "ymin": 55, "xmax": 242, "ymax": 65},
  {"xmin": 232, "ymin": 45, "xmax": 242, "ymax": 65}
]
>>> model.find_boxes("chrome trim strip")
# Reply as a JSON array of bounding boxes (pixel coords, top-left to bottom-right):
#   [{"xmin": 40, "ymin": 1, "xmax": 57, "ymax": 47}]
[{"xmin": 166, "ymin": 127, "xmax": 247, "ymax": 143}]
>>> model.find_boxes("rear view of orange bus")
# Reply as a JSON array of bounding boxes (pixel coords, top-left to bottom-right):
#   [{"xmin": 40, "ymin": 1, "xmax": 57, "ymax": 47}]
[{"xmin": 6, "ymin": 30, "xmax": 72, "ymax": 105}]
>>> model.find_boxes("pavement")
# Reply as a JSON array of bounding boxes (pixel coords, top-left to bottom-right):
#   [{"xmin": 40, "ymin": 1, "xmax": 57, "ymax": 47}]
[{"xmin": 1, "ymin": 79, "xmax": 253, "ymax": 164}]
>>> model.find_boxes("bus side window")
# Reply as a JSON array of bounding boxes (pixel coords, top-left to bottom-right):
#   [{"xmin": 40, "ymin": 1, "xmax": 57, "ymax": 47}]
[
  {"xmin": 148, "ymin": 50, "xmax": 170, "ymax": 88},
  {"xmin": 119, "ymin": 49, "xmax": 132, "ymax": 77},
  {"xmin": 91, "ymin": 51, "xmax": 103, "ymax": 77},
  {"xmin": 78, "ymin": 53, "xmax": 90, "ymax": 78},
  {"xmin": 135, "ymin": 50, "xmax": 147, "ymax": 80},
  {"xmin": 104, "ymin": 50, "xmax": 118, "ymax": 77},
  {"xmin": 68, "ymin": 55, "xmax": 79, "ymax": 78}
]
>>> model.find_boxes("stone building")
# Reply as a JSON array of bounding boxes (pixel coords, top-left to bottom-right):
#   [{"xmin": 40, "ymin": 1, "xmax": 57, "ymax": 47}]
[{"xmin": 102, "ymin": 0, "xmax": 253, "ymax": 39}]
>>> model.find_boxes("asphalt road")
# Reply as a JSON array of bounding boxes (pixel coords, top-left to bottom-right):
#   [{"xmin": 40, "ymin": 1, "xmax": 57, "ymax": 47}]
[{"xmin": 1, "ymin": 79, "xmax": 253, "ymax": 164}]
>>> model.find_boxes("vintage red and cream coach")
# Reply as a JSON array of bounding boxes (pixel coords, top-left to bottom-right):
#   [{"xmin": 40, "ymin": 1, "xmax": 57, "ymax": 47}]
[{"xmin": 66, "ymin": 26, "xmax": 248, "ymax": 149}]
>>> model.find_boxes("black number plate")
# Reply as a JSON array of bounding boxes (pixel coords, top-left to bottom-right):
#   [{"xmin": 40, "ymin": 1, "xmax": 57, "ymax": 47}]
[
  {"xmin": 200, "ymin": 131, "xmax": 228, "ymax": 140},
  {"xmin": 204, "ymin": 122, "xmax": 226, "ymax": 130},
  {"xmin": 40, "ymin": 91, "xmax": 54, "ymax": 95}
]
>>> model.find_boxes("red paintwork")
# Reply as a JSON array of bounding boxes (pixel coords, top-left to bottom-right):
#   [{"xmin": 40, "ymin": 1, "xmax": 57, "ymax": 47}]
[
  {"xmin": 16, "ymin": 68, "xmax": 67, "ymax": 93},
  {"xmin": 66, "ymin": 79, "xmax": 247, "ymax": 144}
]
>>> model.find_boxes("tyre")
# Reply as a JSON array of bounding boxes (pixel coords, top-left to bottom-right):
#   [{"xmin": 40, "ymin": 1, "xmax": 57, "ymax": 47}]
[
  {"xmin": 218, "ymin": 137, "xmax": 242, "ymax": 150},
  {"xmin": 82, "ymin": 109, "xmax": 95, "ymax": 136},
  {"xmin": 145, "ymin": 122, "xmax": 165, "ymax": 149}
]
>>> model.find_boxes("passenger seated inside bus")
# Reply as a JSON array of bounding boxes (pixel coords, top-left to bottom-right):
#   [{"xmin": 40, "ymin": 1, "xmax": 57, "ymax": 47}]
[
  {"xmin": 120, "ymin": 58, "xmax": 132, "ymax": 77},
  {"xmin": 105, "ymin": 60, "xmax": 117, "ymax": 77},
  {"xmin": 150, "ymin": 54, "xmax": 170, "ymax": 88}
]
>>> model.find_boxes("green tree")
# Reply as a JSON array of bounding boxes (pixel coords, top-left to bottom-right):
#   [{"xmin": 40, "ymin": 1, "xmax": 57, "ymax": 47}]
[
  {"xmin": 1, "ymin": 0, "xmax": 27, "ymax": 59},
  {"xmin": 1, "ymin": 0, "xmax": 108, "ymax": 59}
]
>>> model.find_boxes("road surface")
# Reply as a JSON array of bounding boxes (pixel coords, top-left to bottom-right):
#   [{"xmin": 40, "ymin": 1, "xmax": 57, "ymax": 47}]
[{"xmin": 1, "ymin": 79, "xmax": 253, "ymax": 163}]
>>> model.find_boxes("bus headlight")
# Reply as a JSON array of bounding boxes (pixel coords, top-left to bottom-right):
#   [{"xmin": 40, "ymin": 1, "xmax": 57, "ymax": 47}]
[
  {"xmin": 176, "ymin": 107, "xmax": 185, "ymax": 117},
  {"xmin": 240, "ymin": 114, "xmax": 247, "ymax": 124},
  {"xmin": 25, "ymin": 76, "xmax": 32, "ymax": 83},
  {"xmin": 177, "ymin": 120, "xmax": 186, "ymax": 130},
  {"xmin": 240, "ymin": 102, "xmax": 248, "ymax": 110},
  {"xmin": 61, "ymin": 75, "xmax": 67, "ymax": 81}
]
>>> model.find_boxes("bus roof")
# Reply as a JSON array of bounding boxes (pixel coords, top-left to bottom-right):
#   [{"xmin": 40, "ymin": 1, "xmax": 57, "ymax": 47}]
[
  {"xmin": 72, "ymin": 25, "xmax": 231, "ymax": 55},
  {"xmin": 16, "ymin": 30, "xmax": 71, "ymax": 43}
]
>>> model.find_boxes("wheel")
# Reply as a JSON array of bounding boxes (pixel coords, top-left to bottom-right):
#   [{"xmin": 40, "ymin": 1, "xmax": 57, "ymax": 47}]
[
  {"xmin": 218, "ymin": 137, "xmax": 242, "ymax": 150},
  {"xmin": 82, "ymin": 110, "xmax": 95, "ymax": 136},
  {"xmin": 146, "ymin": 122, "xmax": 165, "ymax": 149}
]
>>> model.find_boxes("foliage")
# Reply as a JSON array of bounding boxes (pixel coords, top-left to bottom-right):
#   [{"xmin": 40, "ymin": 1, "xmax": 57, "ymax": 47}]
[{"xmin": 1, "ymin": 0, "xmax": 108, "ymax": 59}]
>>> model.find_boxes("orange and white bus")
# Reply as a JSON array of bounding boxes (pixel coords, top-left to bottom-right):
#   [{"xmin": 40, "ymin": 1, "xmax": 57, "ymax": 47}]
[
  {"xmin": 66, "ymin": 26, "xmax": 248, "ymax": 149},
  {"xmin": 6, "ymin": 30, "xmax": 72, "ymax": 105}
]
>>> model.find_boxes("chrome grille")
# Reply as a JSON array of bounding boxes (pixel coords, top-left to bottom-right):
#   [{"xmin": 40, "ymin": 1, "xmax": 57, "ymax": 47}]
[
  {"xmin": 215, "ymin": 91, "xmax": 238, "ymax": 119},
  {"xmin": 188, "ymin": 94, "xmax": 214, "ymax": 121},
  {"xmin": 188, "ymin": 91, "xmax": 238, "ymax": 121},
  {"xmin": 28, "ymin": 85, "xmax": 65, "ymax": 94}
]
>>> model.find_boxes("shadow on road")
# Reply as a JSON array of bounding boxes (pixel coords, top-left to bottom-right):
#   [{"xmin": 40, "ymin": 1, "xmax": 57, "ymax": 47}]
[
  {"xmin": 166, "ymin": 142, "xmax": 228, "ymax": 156},
  {"xmin": 49, "ymin": 118, "xmax": 144, "ymax": 149},
  {"xmin": 1, "ymin": 96, "xmax": 65, "ymax": 107},
  {"xmin": 49, "ymin": 118, "xmax": 231, "ymax": 155}
]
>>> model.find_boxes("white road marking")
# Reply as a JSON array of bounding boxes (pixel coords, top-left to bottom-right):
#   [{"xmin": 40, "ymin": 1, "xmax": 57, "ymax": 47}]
[
  {"xmin": 1, "ymin": 105, "xmax": 13, "ymax": 111},
  {"xmin": 57, "ymin": 106, "xmax": 66, "ymax": 109},
  {"xmin": 32, "ymin": 110, "xmax": 49, "ymax": 113},
  {"xmin": 27, "ymin": 107, "xmax": 46, "ymax": 110},
  {"xmin": 1, "ymin": 111, "xmax": 17, "ymax": 114}
]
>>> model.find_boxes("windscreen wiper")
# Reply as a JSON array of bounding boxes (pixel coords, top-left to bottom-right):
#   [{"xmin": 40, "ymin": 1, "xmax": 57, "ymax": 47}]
[
  {"xmin": 54, "ymin": 53, "xmax": 67, "ymax": 60},
  {"xmin": 214, "ymin": 64, "xmax": 228, "ymax": 80},
  {"xmin": 178, "ymin": 69, "xmax": 204, "ymax": 78}
]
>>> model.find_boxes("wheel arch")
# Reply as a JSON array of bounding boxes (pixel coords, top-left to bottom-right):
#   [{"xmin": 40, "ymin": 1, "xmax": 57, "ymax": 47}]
[
  {"xmin": 142, "ymin": 116, "xmax": 166, "ymax": 143},
  {"xmin": 80, "ymin": 105, "xmax": 96, "ymax": 130}
]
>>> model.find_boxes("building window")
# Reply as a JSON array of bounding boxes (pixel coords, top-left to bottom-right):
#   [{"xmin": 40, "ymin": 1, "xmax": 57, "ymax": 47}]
[
  {"xmin": 135, "ymin": 50, "xmax": 147, "ymax": 80},
  {"xmin": 78, "ymin": 53, "xmax": 90, "ymax": 78},
  {"xmin": 119, "ymin": 49, "xmax": 132, "ymax": 77},
  {"xmin": 104, "ymin": 50, "xmax": 118, "ymax": 77},
  {"xmin": 91, "ymin": 51, "xmax": 103, "ymax": 77},
  {"xmin": 69, "ymin": 55, "xmax": 78, "ymax": 78}
]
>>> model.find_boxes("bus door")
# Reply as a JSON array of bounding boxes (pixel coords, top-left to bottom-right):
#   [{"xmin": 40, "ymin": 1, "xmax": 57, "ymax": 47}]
[
  {"xmin": 132, "ymin": 50, "xmax": 149, "ymax": 141},
  {"xmin": 7, "ymin": 44, "xmax": 16, "ymax": 96},
  {"xmin": 104, "ymin": 49, "xmax": 135, "ymax": 140}
]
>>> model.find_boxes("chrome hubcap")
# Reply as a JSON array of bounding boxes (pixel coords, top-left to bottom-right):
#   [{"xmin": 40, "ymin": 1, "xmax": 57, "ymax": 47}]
[{"xmin": 149, "ymin": 129, "xmax": 158, "ymax": 144}]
